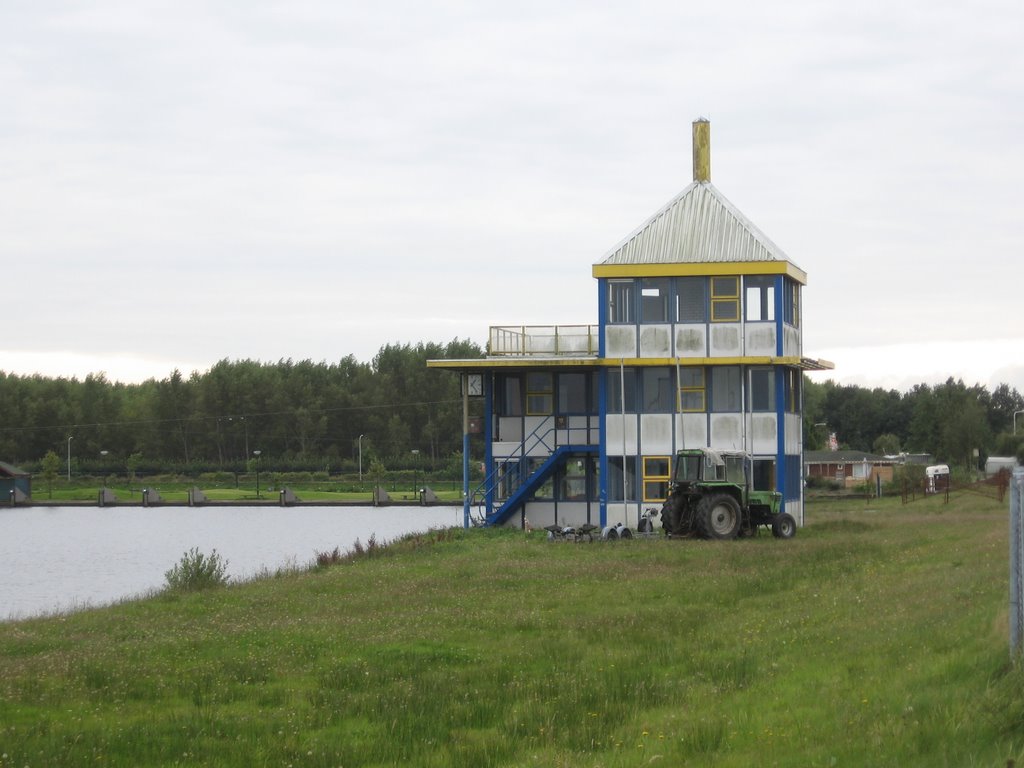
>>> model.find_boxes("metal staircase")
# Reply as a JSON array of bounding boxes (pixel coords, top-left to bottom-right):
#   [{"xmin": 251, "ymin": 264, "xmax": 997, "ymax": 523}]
[{"xmin": 470, "ymin": 417, "xmax": 597, "ymax": 526}]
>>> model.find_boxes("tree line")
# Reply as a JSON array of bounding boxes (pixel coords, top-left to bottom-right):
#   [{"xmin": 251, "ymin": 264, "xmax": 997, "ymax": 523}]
[
  {"xmin": 0, "ymin": 339, "xmax": 482, "ymax": 476},
  {"xmin": 804, "ymin": 377, "xmax": 1024, "ymax": 468},
  {"xmin": 2, "ymin": 342, "xmax": 1022, "ymax": 475}
]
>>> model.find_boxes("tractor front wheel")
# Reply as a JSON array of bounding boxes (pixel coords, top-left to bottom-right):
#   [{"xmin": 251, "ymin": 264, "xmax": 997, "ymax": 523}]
[
  {"xmin": 771, "ymin": 512, "xmax": 797, "ymax": 539},
  {"xmin": 695, "ymin": 494, "xmax": 741, "ymax": 540}
]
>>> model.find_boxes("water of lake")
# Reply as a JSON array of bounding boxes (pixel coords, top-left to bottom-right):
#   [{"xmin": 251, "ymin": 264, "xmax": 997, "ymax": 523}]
[{"xmin": 0, "ymin": 505, "xmax": 463, "ymax": 621}]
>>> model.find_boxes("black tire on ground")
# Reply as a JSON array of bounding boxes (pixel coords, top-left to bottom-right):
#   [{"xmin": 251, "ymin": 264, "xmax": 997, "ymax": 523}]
[
  {"xmin": 619, "ymin": 526, "xmax": 633, "ymax": 539},
  {"xmin": 602, "ymin": 526, "xmax": 619, "ymax": 541},
  {"xmin": 771, "ymin": 512, "xmax": 797, "ymax": 539},
  {"xmin": 695, "ymin": 493, "xmax": 742, "ymax": 540}
]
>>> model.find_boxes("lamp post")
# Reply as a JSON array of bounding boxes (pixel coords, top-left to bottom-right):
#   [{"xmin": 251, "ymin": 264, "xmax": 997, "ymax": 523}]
[
  {"xmin": 253, "ymin": 450, "xmax": 262, "ymax": 498},
  {"xmin": 1015, "ymin": 410, "xmax": 1024, "ymax": 435},
  {"xmin": 411, "ymin": 449, "xmax": 420, "ymax": 499},
  {"xmin": 67, "ymin": 436, "xmax": 73, "ymax": 482},
  {"xmin": 358, "ymin": 434, "xmax": 365, "ymax": 483}
]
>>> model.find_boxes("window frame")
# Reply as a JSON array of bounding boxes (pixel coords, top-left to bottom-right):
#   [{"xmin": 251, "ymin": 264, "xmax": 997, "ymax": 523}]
[
  {"xmin": 642, "ymin": 455, "xmax": 671, "ymax": 502},
  {"xmin": 526, "ymin": 371, "xmax": 553, "ymax": 416},
  {"xmin": 678, "ymin": 366, "xmax": 706, "ymax": 412},
  {"xmin": 710, "ymin": 276, "xmax": 740, "ymax": 323},
  {"xmin": 608, "ymin": 279, "xmax": 636, "ymax": 325}
]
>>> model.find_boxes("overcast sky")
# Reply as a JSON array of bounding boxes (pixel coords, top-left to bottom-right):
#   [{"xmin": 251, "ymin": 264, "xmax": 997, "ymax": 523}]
[{"xmin": 3, "ymin": 1, "xmax": 1022, "ymax": 394}]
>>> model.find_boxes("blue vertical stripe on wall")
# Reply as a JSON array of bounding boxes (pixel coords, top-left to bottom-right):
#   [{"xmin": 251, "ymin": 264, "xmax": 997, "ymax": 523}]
[
  {"xmin": 484, "ymin": 374, "xmax": 495, "ymax": 518},
  {"xmin": 775, "ymin": 366, "xmax": 787, "ymax": 502},
  {"xmin": 774, "ymin": 275, "xmax": 785, "ymax": 357},
  {"xmin": 597, "ymin": 279, "xmax": 607, "ymax": 357},
  {"xmin": 597, "ymin": 366, "xmax": 608, "ymax": 527}
]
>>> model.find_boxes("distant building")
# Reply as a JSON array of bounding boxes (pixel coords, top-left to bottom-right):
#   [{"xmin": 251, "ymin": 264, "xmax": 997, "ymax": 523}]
[
  {"xmin": 430, "ymin": 119, "xmax": 833, "ymax": 529},
  {"xmin": 804, "ymin": 450, "xmax": 899, "ymax": 488},
  {"xmin": 0, "ymin": 460, "xmax": 32, "ymax": 502}
]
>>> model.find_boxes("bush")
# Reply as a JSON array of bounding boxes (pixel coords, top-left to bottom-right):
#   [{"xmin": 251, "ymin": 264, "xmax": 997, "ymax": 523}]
[{"xmin": 164, "ymin": 548, "xmax": 230, "ymax": 592}]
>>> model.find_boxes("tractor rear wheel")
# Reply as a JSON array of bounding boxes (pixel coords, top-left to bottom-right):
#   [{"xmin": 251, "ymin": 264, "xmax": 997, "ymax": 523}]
[
  {"xmin": 695, "ymin": 493, "xmax": 741, "ymax": 540},
  {"xmin": 771, "ymin": 512, "xmax": 797, "ymax": 539}
]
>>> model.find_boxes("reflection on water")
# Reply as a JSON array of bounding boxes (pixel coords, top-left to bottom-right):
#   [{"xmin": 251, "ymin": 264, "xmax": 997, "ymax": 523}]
[{"xmin": 0, "ymin": 505, "xmax": 462, "ymax": 620}]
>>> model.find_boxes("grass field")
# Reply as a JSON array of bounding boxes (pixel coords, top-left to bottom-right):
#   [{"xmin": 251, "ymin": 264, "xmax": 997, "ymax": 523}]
[{"xmin": 1, "ymin": 492, "xmax": 1022, "ymax": 766}]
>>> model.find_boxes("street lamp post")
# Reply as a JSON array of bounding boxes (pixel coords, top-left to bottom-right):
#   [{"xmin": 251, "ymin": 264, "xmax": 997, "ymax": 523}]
[
  {"xmin": 253, "ymin": 450, "xmax": 262, "ymax": 498},
  {"xmin": 67, "ymin": 436, "xmax": 73, "ymax": 482},
  {"xmin": 411, "ymin": 449, "xmax": 420, "ymax": 499},
  {"xmin": 358, "ymin": 434, "xmax": 365, "ymax": 483}
]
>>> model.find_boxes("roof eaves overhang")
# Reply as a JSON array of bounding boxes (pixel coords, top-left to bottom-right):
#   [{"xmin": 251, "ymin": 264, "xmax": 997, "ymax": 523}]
[
  {"xmin": 428, "ymin": 355, "xmax": 834, "ymax": 370},
  {"xmin": 592, "ymin": 260, "xmax": 808, "ymax": 284},
  {"xmin": 427, "ymin": 357, "xmax": 601, "ymax": 371}
]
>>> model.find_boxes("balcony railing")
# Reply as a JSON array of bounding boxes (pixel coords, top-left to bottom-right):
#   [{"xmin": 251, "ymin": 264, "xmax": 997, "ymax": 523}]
[{"xmin": 488, "ymin": 325, "xmax": 598, "ymax": 357}]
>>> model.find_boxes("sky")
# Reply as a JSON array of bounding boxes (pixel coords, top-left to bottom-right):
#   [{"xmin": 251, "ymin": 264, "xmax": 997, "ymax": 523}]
[{"xmin": 2, "ymin": 0, "xmax": 1022, "ymax": 394}]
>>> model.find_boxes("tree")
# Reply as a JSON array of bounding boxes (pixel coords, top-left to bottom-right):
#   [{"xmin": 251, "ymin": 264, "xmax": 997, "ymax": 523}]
[
  {"xmin": 872, "ymin": 433, "xmax": 901, "ymax": 456},
  {"xmin": 40, "ymin": 450, "xmax": 60, "ymax": 499}
]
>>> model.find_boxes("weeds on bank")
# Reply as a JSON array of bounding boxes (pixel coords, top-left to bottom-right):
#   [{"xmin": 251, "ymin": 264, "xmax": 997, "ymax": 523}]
[{"xmin": 162, "ymin": 547, "xmax": 230, "ymax": 592}]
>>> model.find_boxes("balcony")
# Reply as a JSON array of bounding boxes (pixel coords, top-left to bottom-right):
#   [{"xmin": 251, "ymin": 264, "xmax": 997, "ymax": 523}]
[{"xmin": 488, "ymin": 325, "xmax": 598, "ymax": 357}]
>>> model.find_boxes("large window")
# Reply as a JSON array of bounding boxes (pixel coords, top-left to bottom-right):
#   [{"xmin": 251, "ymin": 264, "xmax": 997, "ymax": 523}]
[
  {"xmin": 557, "ymin": 455, "xmax": 596, "ymax": 501},
  {"xmin": 675, "ymin": 277, "xmax": 706, "ymax": 323},
  {"xmin": 750, "ymin": 368, "xmax": 775, "ymax": 412},
  {"xmin": 711, "ymin": 277, "xmax": 740, "ymax": 322},
  {"xmin": 607, "ymin": 456, "xmax": 638, "ymax": 501},
  {"xmin": 710, "ymin": 366, "xmax": 742, "ymax": 412},
  {"xmin": 640, "ymin": 278, "xmax": 670, "ymax": 323},
  {"xmin": 643, "ymin": 456, "xmax": 671, "ymax": 502},
  {"xmin": 745, "ymin": 276, "xmax": 776, "ymax": 322},
  {"xmin": 641, "ymin": 367, "xmax": 674, "ymax": 413},
  {"xmin": 678, "ymin": 367, "xmax": 705, "ymax": 412},
  {"xmin": 499, "ymin": 375, "xmax": 522, "ymax": 416},
  {"xmin": 557, "ymin": 372, "xmax": 588, "ymax": 414},
  {"xmin": 607, "ymin": 368, "xmax": 636, "ymax": 413},
  {"xmin": 526, "ymin": 372, "xmax": 553, "ymax": 416},
  {"xmin": 608, "ymin": 280, "xmax": 635, "ymax": 324}
]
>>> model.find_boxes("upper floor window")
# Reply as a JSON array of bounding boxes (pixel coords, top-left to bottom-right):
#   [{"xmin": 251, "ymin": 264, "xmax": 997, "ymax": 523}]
[
  {"xmin": 750, "ymin": 368, "xmax": 775, "ymax": 412},
  {"xmin": 641, "ymin": 367, "xmax": 674, "ymax": 413},
  {"xmin": 608, "ymin": 280, "xmax": 635, "ymax": 324},
  {"xmin": 640, "ymin": 278, "xmax": 670, "ymax": 323},
  {"xmin": 784, "ymin": 279, "xmax": 800, "ymax": 328},
  {"xmin": 745, "ymin": 276, "xmax": 776, "ymax": 322},
  {"xmin": 526, "ymin": 372, "xmax": 553, "ymax": 415},
  {"xmin": 557, "ymin": 372, "xmax": 589, "ymax": 414},
  {"xmin": 607, "ymin": 368, "xmax": 637, "ymax": 413},
  {"xmin": 710, "ymin": 277, "xmax": 740, "ymax": 322},
  {"xmin": 710, "ymin": 366, "xmax": 742, "ymax": 412},
  {"xmin": 675, "ymin": 277, "xmax": 707, "ymax": 323},
  {"xmin": 498, "ymin": 374, "xmax": 522, "ymax": 416}
]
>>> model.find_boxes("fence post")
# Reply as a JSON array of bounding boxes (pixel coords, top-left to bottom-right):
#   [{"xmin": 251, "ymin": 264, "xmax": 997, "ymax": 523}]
[{"xmin": 1011, "ymin": 468, "xmax": 1024, "ymax": 659}]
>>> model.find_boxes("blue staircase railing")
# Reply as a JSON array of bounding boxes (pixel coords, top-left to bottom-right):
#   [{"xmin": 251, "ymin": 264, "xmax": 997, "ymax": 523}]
[{"xmin": 469, "ymin": 416, "xmax": 597, "ymax": 526}]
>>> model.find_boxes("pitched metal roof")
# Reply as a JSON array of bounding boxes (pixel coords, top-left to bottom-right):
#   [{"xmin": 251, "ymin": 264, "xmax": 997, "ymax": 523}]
[{"xmin": 596, "ymin": 180, "xmax": 800, "ymax": 272}]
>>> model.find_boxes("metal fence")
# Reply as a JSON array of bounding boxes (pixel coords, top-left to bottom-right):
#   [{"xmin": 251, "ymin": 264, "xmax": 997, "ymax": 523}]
[{"xmin": 1011, "ymin": 468, "xmax": 1024, "ymax": 658}]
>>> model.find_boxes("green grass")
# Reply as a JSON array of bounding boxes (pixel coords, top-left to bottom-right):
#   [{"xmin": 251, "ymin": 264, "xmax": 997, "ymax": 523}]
[{"xmin": 1, "ymin": 494, "xmax": 1022, "ymax": 766}]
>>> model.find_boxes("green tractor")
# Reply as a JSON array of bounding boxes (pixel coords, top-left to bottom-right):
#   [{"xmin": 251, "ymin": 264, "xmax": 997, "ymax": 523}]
[{"xmin": 659, "ymin": 448, "xmax": 796, "ymax": 540}]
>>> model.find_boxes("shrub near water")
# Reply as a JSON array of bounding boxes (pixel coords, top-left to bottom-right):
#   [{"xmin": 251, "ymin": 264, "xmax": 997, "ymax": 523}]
[{"xmin": 163, "ymin": 547, "xmax": 229, "ymax": 592}]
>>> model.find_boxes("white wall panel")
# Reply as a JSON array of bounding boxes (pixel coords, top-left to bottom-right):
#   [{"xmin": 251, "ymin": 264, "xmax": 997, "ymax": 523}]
[
  {"xmin": 674, "ymin": 325, "xmax": 707, "ymax": 357},
  {"xmin": 605, "ymin": 326, "xmax": 637, "ymax": 358},
  {"xmin": 676, "ymin": 413, "xmax": 708, "ymax": 449},
  {"xmin": 640, "ymin": 414, "xmax": 673, "ymax": 455},
  {"xmin": 639, "ymin": 325, "xmax": 672, "ymax": 357},
  {"xmin": 750, "ymin": 414, "xmax": 778, "ymax": 454},
  {"xmin": 745, "ymin": 324, "xmax": 777, "ymax": 356},
  {"xmin": 709, "ymin": 414, "xmax": 743, "ymax": 451},
  {"xmin": 709, "ymin": 324, "xmax": 742, "ymax": 356},
  {"xmin": 605, "ymin": 414, "xmax": 638, "ymax": 455}
]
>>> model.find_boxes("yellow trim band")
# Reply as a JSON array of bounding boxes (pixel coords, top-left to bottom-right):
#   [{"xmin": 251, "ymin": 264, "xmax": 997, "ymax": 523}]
[{"xmin": 593, "ymin": 260, "xmax": 808, "ymax": 284}]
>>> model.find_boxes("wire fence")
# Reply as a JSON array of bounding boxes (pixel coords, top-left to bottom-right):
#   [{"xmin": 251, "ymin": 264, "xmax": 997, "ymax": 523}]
[{"xmin": 1010, "ymin": 468, "xmax": 1024, "ymax": 659}]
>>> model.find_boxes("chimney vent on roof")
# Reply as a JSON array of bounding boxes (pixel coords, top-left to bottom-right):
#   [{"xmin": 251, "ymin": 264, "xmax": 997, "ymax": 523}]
[{"xmin": 692, "ymin": 118, "xmax": 711, "ymax": 183}]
